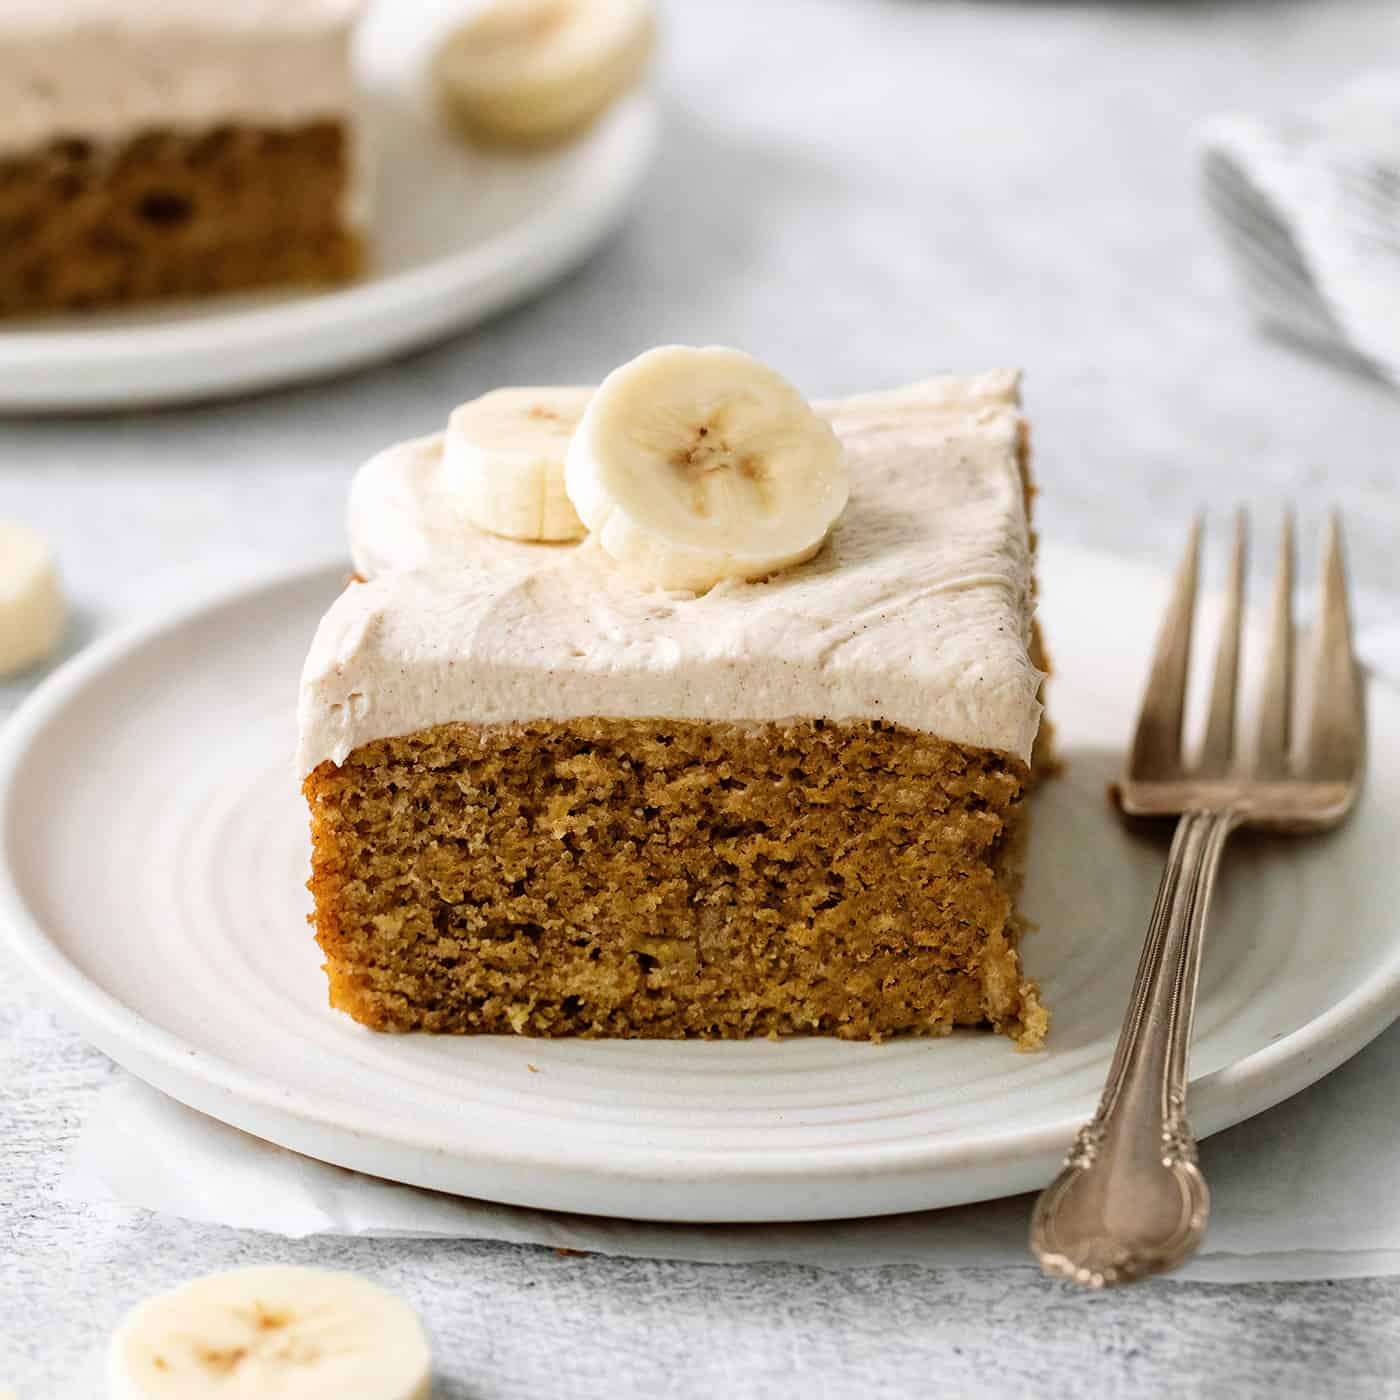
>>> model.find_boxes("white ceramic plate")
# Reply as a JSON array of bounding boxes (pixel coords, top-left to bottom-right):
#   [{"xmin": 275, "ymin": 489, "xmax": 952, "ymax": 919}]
[
  {"xmin": 0, "ymin": 3, "xmax": 656, "ymax": 414},
  {"xmin": 3, "ymin": 544, "xmax": 1399, "ymax": 1222}
]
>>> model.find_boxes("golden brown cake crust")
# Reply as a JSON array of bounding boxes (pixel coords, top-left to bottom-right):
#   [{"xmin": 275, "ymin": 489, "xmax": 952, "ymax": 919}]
[
  {"xmin": 0, "ymin": 121, "xmax": 361, "ymax": 315},
  {"xmin": 304, "ymin": 716, "xmax": 1047, "ymax": 1046}
]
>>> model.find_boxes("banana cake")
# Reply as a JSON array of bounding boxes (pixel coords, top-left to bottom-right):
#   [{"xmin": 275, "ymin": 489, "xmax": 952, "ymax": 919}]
[
  {"xmin": 299, "ymin": 349, "xmax": 1051, "ymax": 1044},
  {"xmin": 0, "ymin": 0, "xmax": 365, "ymax": 317}
]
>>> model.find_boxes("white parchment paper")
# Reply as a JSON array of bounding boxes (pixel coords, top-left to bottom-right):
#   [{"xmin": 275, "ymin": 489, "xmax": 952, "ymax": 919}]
[
  {"xmin": 60, "ymin": 1008, "xmax": 1400, "ymax": 1283},
  {"xmin": 60, "ymin": 629, "xmax": 1400, "ymax": 1283}
]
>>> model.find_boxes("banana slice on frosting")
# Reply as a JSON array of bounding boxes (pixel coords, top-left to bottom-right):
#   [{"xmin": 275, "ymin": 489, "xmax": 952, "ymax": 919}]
[
  {"xmin": 432, "ymin": 0, "xmax": 655, "ymax": 149},
  {"xmin": 564, "ymin": 345, "xmax": 849, "ymax": 592},
  {"xmin": 0, "ymin": 519, "xmax": 66, "ymax": 677},
  {"xmin": 445, "ymin": 385, "xmax": 592, "ymax": 542},
  {"xmin": 106, "ymin": 1265, "xmax": 432, "ymax": 1399}
]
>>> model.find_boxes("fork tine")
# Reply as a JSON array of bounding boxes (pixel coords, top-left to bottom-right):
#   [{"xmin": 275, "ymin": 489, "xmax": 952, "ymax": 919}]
[
  {"xmin": 1130, "ymin": 516, "xmax": 1201, "ymax": 780},
  {"xmin": 1304, "ymin": 512, "xmax": 1364, "ymax": 779},
  {"xmin": 1255, "ymin": 511, "xmax": 1295, "ymax": 775},
  {"xmin": 1199, "ymin": 509, "xmax": 1247, "ymax": 774}
]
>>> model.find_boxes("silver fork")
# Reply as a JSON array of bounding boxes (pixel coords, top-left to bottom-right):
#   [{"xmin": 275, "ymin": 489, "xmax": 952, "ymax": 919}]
[{"xmin": 1029, "ymin": 511, "xmax": 1365, "ymax": 1288}]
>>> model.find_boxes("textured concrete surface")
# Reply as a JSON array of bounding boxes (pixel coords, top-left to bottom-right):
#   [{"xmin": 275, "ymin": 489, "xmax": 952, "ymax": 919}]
[
  {"xmin": 6, "ymin": 0, "xmax": 1400, "ymax": 1394},
  {"xmin": 8, "ymin": 986, "xmax": 1400, "ymax": 1396}
]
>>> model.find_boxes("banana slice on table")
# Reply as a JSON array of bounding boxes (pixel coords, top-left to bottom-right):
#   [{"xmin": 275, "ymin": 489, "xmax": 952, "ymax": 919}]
[
  {"xmin": 432, "ymin": 0, "xmax": 655, "ymax": 149},
  {"xmin": 107, "ymin": 1266, "xmax": 432, "ymax": 1399},
  {"xmin": 445, "ymin": 384, "xmax": 592, "ymax": 541},
  {"xmin": 0, "ymin": 519, "xmax": 66, "ymax": 677},
  {"xmin": 565, "ymin": 345, "xmax": 850, "ymax": 592}
]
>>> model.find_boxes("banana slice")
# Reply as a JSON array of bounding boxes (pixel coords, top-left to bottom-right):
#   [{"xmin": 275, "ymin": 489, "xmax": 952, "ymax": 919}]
[
  {"xmin": 107, "ymin": 1265, "xmax": 432, "ymax": 1399},
  {"xmin": 565, "ymin": 345, "xmax": 849, "ymax": 592},
  {"xmin": 0, "ymin": 520, "xmax": 66, "ymax": 677},
  {"xmin": 445, "ymin": 385, "xmax": 592, "ymax": 541},
  {"xmin": 431, "ymin": 0, "xmax": 655, "ymax": 149}
]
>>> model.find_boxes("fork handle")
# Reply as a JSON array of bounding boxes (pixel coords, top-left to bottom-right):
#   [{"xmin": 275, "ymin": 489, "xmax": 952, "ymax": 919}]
[{"xmin": 1029, "ymin": 807, "xmax": 1238, "ymax": 1287}]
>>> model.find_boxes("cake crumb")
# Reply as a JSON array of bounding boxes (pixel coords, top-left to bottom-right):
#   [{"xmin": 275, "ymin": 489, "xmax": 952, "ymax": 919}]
[
  {"xmin": 0, "ymin": 122, "xmax": 361, "ymax": 316},
  {"xmin": 303, "ymin": 716, "xmax": 1049, "ymax": 1044}
]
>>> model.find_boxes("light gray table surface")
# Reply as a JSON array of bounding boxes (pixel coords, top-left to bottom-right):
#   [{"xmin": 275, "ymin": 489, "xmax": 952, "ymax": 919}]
[{"xmin": 6, "ymin": 0, "xmax": 1400, "ymax": 1395}]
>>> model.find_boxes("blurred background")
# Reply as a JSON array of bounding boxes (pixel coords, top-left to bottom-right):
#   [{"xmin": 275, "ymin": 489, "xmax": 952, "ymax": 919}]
[{"xmin": 3, "ymin": 0, "xmax": 1399, "ymax": 707}]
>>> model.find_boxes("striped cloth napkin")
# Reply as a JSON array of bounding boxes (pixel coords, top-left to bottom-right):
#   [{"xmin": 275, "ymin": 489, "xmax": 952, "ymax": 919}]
[{"xmin": 1202, "ymin": 73, "xmax": 1400, "ymax": 384}]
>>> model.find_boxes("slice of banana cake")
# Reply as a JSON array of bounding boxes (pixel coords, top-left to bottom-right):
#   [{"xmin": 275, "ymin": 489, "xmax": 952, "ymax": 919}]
[
  {"xmin": 0, "ymin": 0, "xmax": 365, "ymax": 317},
  {"xmin": 299, "ymin": 348, "xmax": 1051, "ymax": 1044}
]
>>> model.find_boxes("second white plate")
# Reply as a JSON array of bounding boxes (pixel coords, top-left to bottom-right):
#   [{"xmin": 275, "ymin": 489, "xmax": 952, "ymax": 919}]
[
  {"xmin": 0, "ymin": 4, "xmax": 656, "ymax": 413},
  {"xmin": 2, "ymin": 544, "xmax": 1400, "ymax": 1221}
]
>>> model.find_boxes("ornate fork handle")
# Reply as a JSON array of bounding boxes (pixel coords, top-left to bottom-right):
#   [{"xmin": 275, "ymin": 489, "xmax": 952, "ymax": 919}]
[{"xmin": 1030, "ymin": 807, "xmax": 1238, "ymax": 1287}]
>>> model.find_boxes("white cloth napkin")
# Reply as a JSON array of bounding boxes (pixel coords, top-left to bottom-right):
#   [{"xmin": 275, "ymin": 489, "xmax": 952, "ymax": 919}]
[{"xmin": 1202, "ymin": 73, "xmax": 1400, "ymax": 383}]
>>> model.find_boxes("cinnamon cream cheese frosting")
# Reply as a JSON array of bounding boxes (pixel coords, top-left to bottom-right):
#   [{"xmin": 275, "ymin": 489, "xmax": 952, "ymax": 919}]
[
  {"xmin": 297, "ymin": 371, "xmax": 1044, "ymax": 774},
  {"xmin": 0, "ymin": 0, "xmax": 362, "ymax": 159}
]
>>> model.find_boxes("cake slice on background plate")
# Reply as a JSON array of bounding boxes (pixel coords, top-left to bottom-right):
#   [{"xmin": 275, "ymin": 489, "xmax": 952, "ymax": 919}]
[
  {"xmin": 299, "ymin": 347, "xmax": 1051, "ymax": 1045},
  {"xmin": 0, "ymin": 0, "xmax": 365, "ymax": 316}
]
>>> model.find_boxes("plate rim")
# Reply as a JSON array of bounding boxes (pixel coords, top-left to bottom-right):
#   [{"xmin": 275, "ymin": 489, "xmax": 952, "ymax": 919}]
[
  {"xmin": 4, "ymin": 553, "xmax": 1400, "ymax": 1218},
  {"xmin": 0, "ymin": 95, "xmax": 657, "ymax": 412}
]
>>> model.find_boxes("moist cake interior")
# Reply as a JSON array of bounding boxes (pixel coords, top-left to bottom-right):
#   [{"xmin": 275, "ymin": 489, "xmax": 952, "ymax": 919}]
[
  {"xmin": 305, "ymin": 714, "xmax": 1049, "ymax": 1047},
  {"xmin": 0, "ymin": 122, "xmax": 362, "ymax": 315}
]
